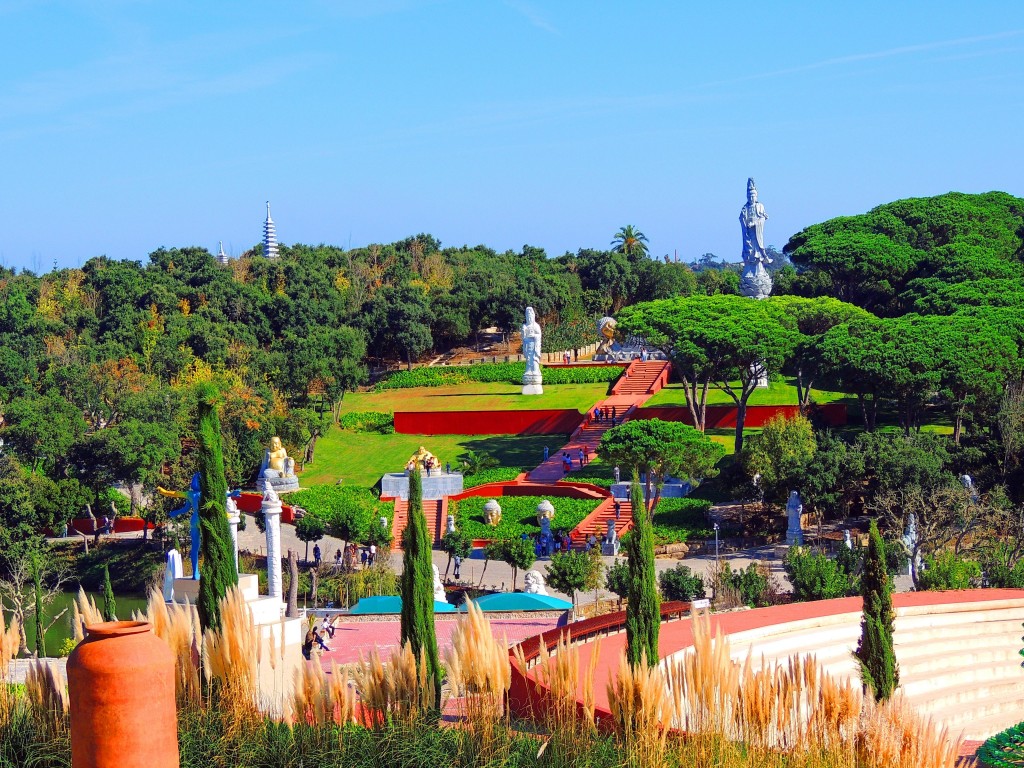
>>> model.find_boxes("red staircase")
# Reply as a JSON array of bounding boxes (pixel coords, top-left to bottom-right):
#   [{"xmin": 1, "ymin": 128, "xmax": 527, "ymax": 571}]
[
  {"xmin": 389, "ymin": 496, "xmax": 446, "ymax": 548},
  {"xmin": 570, "ymin": 497, "xmax": 634, "ymax": 547},
  {"xmin": 611, "ymin": 360, "xmax": 671, "ymax": 397}
]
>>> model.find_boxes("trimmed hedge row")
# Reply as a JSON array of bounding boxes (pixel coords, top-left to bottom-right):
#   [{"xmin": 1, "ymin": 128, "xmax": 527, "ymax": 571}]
[
  {"xmin": 287, "ymin": 485, "xmax": 394, "ymax": 545},
  {"xmin": 339, "ymin": 411, "xmax": 395, "ymax": 434},
  {"xmin": 461, "ymin": 467, "xmax": 529, "ymax": 489},
  {"xmin": 373, "ymin": 362, "xmax": 621, "ymax": 391},
  {"xmin": 453, "ymin": 495, "xmax": 600, "ymax": 541},
  {"xmin": 620, "ymin": 497, "xmax": 718, "ymax": 546}
]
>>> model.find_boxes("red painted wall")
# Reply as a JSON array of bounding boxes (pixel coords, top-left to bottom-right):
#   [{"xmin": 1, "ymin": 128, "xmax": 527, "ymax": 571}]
[
  {"xmin": 394, "ymin": 409, "xmax": 585, "ymax": 436},
  {"xmin": 236, "ymin": 491, "xmax": 298, "ymax": 524},
  {"xmin": 66, "ymin": 517, "xmax": 154, "ymax": 535},
  {"xmin": 636, "ymin": 403, "xmax": 847, "ymax": 428}
]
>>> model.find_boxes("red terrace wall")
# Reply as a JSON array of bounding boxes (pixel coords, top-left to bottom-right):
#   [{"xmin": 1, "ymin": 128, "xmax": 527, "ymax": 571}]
[
  {"xmin": 450, "ymin": 481, "xmax": 608, "ymax": 503},
  {"xmin": 394, "ymin": 409, "xmax": 585, "ymax": 436},
  {"xmin": 236, "ymin": 491, "xmax": 298, "ymax": 524},
  {"xmin": 636, "ymin": 403, "xmax": 847, "ymax": 429},
  {"xmin": 66, "ymin": 517, "xmax": 154, "ymax": 535}
]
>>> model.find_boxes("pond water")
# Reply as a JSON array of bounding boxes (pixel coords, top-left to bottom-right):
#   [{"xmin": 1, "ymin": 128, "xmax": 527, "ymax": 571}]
[{"xmin": 3, "ymin": 590, "xmax": 149, "ymax": 656}]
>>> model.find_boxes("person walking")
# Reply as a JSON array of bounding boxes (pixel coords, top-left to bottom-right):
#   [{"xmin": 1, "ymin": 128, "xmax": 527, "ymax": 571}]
[
  {"xmin": 313, "ymin": 544, "xmax": 322, "ymax": 567},
  {"xmin": 614, "ymin": 500, "xmax": 621, "ymax": 520},
  {"xmin": 583, "ymin": 445, "xmax": 590, "ymax": 463},
  {"xmin": 368, "ymin": 543, "xmax": 377, "ymax": 567},
  {"xmin": 360, "ymin": 547, "xmax": 368, "ymax": 569},
  {"xmin": 593, "ymin": 406, "xmax": 601, "ymax": 423},
  {"xmin": 543, "ymin": 445, "xmax": 549, "ymax": 461},
  {"xmin": 334, "ymin": 548, "xmax": 342, "ymax": 567},
  {"xmin": 578, "ymin": 448, "xmax": 585, "ymax": 467},
  {"xmin": 453, "ymin": 554, "xmax": 462, "ymax": 580}
]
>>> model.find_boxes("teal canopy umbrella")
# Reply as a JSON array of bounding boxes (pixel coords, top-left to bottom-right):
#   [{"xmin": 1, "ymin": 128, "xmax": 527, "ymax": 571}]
[
  {"xmin": 470, "ymin": 593, "xmax": 573, "ymax": 612},
  {"xmin": 349, "ymin": 596, "xmax": 456, "ymax": 615}
]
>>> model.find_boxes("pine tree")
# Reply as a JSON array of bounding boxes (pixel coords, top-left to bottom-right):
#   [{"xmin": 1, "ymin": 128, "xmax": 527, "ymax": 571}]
[
  {"xmin": 195, "ymin": 383, "xmax": 238, "ymax": 632},
  {"xmin": 399, "ymin": 469, "xmax": 442, "ymax": 708},
  {"xmin": 625, "ymin": 471, "xmax": 660, "ymax": 668},
  {"xmin": 855, "ymin": 519, "xmax": 899, "ymax": 701},
  {"xmin": 102, "ymin": 564, "xmax": 117, "ymax": 622}
]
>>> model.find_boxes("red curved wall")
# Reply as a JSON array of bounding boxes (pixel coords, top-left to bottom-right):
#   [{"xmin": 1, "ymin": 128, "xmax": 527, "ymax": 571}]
[
  {"xmin": 394, "ymin": 409, "xmax": 585, "ymax": 436},
  {"xmin": 236, "ymin": 492, "xmax": 297, "ymax": 524},
  {"xmin": 637, "ymin": 403, "xmax": 847, "ymax": 428}
]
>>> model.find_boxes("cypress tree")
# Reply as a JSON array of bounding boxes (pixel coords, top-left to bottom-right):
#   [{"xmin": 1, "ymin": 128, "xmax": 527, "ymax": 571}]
[
  {"xmin": 855, "ymin": 519, "xmax": 899, "ymax": 701},
  {"xmin": 625, "ymin": 471, "xmax": 660, "ymax": 668},
  {"xmin": 195, "ymin": 382, "xmax": 238, "ymax": 632},
  {"xmin": 32, "ymin": 555, "xmax": 45, "ymax": 658},
  {"xmin": 102, "ymin": 564, "xmax": 117, "ymax": 622},
  {"xmin": 399, "ymin": 468, "xmax": 442, "ymax": 708}
]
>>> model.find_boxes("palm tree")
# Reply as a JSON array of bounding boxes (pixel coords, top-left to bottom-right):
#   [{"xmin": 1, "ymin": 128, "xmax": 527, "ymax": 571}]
[{"xmin": 611, "ymin": 225, "xmax": 650, "ymax": 259}]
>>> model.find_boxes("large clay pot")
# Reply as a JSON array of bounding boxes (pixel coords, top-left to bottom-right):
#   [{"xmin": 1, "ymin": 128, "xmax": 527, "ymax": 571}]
[{"xmin": 67, "ymin": 620, "xmax": 179, "ymax": 768}]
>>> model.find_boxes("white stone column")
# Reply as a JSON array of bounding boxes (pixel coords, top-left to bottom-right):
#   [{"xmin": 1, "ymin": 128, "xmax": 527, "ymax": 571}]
[
  {"xmin": 226, "ymin": 497, "xmax": 241, "ymax": 574},
  {"xmin": 262, "ymin": 484, "xmax": 283, "ymax": 599}
]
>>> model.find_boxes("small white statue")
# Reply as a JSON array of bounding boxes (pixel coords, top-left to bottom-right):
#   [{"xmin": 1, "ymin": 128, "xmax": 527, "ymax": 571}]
[
  {"xmin": 536, "ymin": 499, "xmax": 555, "ymax": 526},
  {"xmin": 162, "ymin": 548, "xmax": 183, "ymax": 602},
  {"xmin": 431, "ymin": 563, "xmax": 446, "ymax": 602},
  {"xmin": 521, "ymin": 307, "xmax": 544, "ymax": 395},
  {"xmin": 601, "ymin": 519, "xmax": 620, "ymax": 556},
  {"xmin": 843, "ymin": 529, "xmax": 853, "ymax": 550},
  {"xmin": 523, "ymin": 570, "xmax": 548, "ymax": 595},
  {"xmin": 446, "ymin": 514, "xmax": 457, "ymax": 534},
  {"xmin": 785, "ymin": 490, "xmax": 803, "ymax": 546},
  {"xmin": 483, "ymin": 500, "xmax": 502, "ymax": 527}
]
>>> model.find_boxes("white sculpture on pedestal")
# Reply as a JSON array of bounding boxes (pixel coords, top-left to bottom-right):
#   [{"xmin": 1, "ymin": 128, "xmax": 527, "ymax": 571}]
[
  {"xmin": 785, "ymin": 490, "xmax": 804, "ymax": 546},
  {"xmin": 739, "ymin": 178, "xmax": 773, "ymax": 300},
  {"xmin": 446, "ymin": 514, "xmax": 456, "ymax": 534},
  {"xmin": 226, "ymin": 496, "xmax": 241, "ymax": 573},
  {"xmin": 262, "ymin": 481, "xmax": 283, "ymax": 599},
  {"xmin": 162, "ymin": 549, "xmax": 184, "ymax": 602},
  {"xmin": 601, "ymin": 518, "xmax": 620, "ymax": 556},
  {"xmin": 523, "ymin": 570, "xmax": 548, "ymax": 595},
  {"xmin": 521, "ymin": 307, "xmax": 544, "ymax": 395},
  {"xmin": 431, "ymin": 564, "xmax": 446, "ymax": 602},
  {"xmin": 483, "ymin": 499, "xmax": 502, "ymax": 527}
]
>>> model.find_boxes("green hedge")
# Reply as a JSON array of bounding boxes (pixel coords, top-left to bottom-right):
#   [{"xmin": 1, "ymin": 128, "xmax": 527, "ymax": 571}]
[
  {"xmin": 373, "ymin": 363, "xmax": 622, "ymax": 391},
  {"xmin": 288, "ymin": 485, "xmax": 394, "ymax": 544},
  {"xmin": 339, "ymin": 411, "xmax": 394, "ymax": 434},
  {"xmin": 979, "ymin": 721, "xmax": 1024, "ymax": 768},
  {"xmin": 453, "ymin": 495, "xmax": 600, "ymax": 540},
  {"xmin": 462, "ymin": 467, "xmax": 529, "ymax": 489},
  {"xmin": 620, "ymin": 497, "xmax": 716, "ymax": 546}
]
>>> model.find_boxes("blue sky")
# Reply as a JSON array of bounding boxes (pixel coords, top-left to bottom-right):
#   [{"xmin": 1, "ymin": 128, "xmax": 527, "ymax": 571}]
[{"xmin": 1, "ymin": 1, "xmax": 1022, "ymax": 271}]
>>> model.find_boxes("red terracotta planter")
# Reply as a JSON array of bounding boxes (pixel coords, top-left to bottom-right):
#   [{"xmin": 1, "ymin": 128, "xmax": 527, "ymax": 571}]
[{"xmin": 67, "ymin": 621, "xmax": 179, "ymax": 768}]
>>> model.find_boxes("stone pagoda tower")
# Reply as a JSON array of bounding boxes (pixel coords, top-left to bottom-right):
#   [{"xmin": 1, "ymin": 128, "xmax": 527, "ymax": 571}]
[
  {"xmin": 263, "ymin": 202, "xmax": 279, "ymax": 259},
  {"xmin": 217, "ymin": 241, "xmax": 229, "ymax": 266}
]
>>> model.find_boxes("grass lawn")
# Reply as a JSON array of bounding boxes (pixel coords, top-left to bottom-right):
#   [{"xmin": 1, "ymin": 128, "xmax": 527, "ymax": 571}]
[
  {"xmin": 642, "ymin": 377, "xmax": 852, "ymax": 408},
  {"xmin": 340, "ymin": 381, "xmax": 610, "ymax": 414},
  {"xmin": 299, "ymin": 431, "xmax": 567, "ymax": 488}
]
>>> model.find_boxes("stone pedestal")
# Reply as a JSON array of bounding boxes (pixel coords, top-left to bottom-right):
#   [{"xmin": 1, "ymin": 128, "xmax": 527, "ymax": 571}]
[
  {"xmin": 521, "ymin": 372, "xmax": 543, "ymax": 396},
  {"xmin": 380, "ymin": 471, "xmax": 464, "ymax": 500}
]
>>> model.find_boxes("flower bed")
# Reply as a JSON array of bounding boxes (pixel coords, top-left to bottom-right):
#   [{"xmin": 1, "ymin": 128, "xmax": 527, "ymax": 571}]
[{"xmin": 452, "ymin": 495, "xmax": 600, "ymax": 541}]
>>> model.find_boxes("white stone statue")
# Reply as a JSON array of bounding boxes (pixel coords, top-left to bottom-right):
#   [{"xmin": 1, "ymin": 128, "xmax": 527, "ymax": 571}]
[
  {"xmin": 431, "ymin": 564, "xmax": 446, "ymax": 602},
  {"xmin": 523, "ymin": 570, "xmax": 548, "ymax": 595},
  {"xmin": 843, "ymin": 529, "xmax": 853, "ymax": 550},
  {"xmin": 785, "ymin": 490, "xmax": 803, "ymax": 546},
  {"xmin": 162, "ymin": 548, "xmax": 183, "ymax": 602},
  {"xmin": 601, "ymin": 518, "xmax": 620, "ymax": 556},
  {"xmin": 226, "ymin": 496, "xmax": 241, "ymax": 573},
  {"xmin": 262, "ymin": 480, "xmax": 283, "ymax": 599},
  {"xmin": 903, "ymin": 513, "xmax": 921, "ymax": 577},
  {"xmin": 613, "ymin": 465, "xmax": 621, "ymax": 483},
  {"xmin": 259, "ymin": 436, "xmax": 299, "ymax": 492},
  {"xmin": 521, "ymin": 306, "xmax": 544, "ymax": 395},
  {"xmin": 446, "ymin": 514, "xmax": 456, "ymax": 534},
  {"xmin": 596, "ymin": 316, "xmax": 617, "ymax": 357},
  {"xmin": 739, "ymin": 178, "xmax": 773, "ymax": 300}
]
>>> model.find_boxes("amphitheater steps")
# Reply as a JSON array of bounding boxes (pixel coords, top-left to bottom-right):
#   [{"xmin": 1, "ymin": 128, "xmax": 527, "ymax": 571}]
[
  {"xmin": 389, "ymin": 497, "xmax": 445, "ymax": 549},
  {"xmin": 570, "ymin": 499, "xmax": 633, "ymax": 546}
]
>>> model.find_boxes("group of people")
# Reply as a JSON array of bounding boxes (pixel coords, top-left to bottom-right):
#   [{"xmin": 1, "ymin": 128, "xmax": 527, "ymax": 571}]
[
  {"xmin": 302, "ymin": 616, "xmax": 340, "ymax": 660},
  {"xmin": 523, "ymin": 529, "xmax": 572, "ymax": 557},
  {"xmin": 591, "ymin": 405, "xmax": 618, "ymax": 426},
  {"xmin": 559, "ymin": 448, "xmax": 590, "ymax": 474},
  {"xmin": 328, "ymin": 541, "xmax": 378, "ymax": 571}
]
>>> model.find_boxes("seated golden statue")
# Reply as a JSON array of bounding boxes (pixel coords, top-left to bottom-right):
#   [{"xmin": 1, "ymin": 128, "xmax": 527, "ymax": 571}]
[
  {"xmin": 406, "ymin": 445, "xmax": 441, "ymax": 472},
  {"xmin": 259, "ymin": 436, "xmax": 299, "ymax": 492}
]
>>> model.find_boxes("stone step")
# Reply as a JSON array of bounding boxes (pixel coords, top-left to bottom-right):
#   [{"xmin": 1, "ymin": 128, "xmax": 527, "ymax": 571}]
[
  {"xmin": 915, "ymin": 675, "xmax": 1024, "ymax": 717},
  {"xmin": 946, "ymin": 704, "xmax": 1024, "ymax": 741},
  {"xmin": 902, "ymin": 658, "xmax": 1024, "ymax": 699}
]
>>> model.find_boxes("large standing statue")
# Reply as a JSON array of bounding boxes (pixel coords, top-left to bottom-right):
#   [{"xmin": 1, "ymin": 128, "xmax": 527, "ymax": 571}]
[
  {"xmin": 158, "ymin": 473, "xmax": 202, "ymax": 580},
  {"xmin": 785, "ymin": 490, "xmax": 804, "ymax": 546},
  {"xmin": 739, "ymin": 178, "xmax": 773, "ymax": 300},
  {"xmin": 521, "ymin": 306, "xmax": 544, "ymax": 395},
  {"xmin": 259, "ymin": 436, "xmax": 299, "ymax": 493}
]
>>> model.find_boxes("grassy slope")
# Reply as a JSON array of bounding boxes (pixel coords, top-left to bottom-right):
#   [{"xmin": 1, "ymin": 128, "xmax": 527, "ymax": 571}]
[
  {"xmin": 642, "ymin": 377, "xmax": 852, "ymax": 408},
  {"xmin": 341, "ymin": 381, "xmax": 610, "ymax": 413},
  {"xmin": 300, "ymin": 431, "xmax": 567, "ymax": 488}
]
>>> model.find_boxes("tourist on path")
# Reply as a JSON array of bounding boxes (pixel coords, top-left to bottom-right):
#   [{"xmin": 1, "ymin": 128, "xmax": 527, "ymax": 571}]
[
  {"xmin": 614, "ymin": 500, "xmax": 621, "ymax": 520},
  {"xmin": 368, "ymin": 544, "xmax": 377, "ymax": 567},
  {"xmin": 313, "ymin": 544, "xmax": 322, "ymax": 567},
  {"xmin": 578, "ymin": 448, "xmax": 585, "ymax": 467},
  {"xmin": 453, "ymin": 554, "xmax": 462, "ymax": 579},
  {"xmin": 543, "ymin": 445, "xmax": 549, "ymax": 461},
  {"xmin": 583, "ymin": 446, "xmax": 590, "ymax": 463},
  {"xmin": 593, "ymin": 407, "xmax": 601, "ymax": 423}
]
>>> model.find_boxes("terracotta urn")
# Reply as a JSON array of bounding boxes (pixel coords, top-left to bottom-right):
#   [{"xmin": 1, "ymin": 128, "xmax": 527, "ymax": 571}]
[{"xmin": 67, "ymin": 620, "xmax": 179, "ymax": 768}]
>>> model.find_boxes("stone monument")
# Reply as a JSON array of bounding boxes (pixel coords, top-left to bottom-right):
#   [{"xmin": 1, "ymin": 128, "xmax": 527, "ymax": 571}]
[
  {"xmin": 446, "ymin": 514, "xmax": 456, "ymax": 535},
  {"xmin": 601, "ymin": 518, "xmax": 620, "ymax": 556},
  {"xmin": 162, "ymin": 549, "xmax": 183, "ymax": 602},
  {"xmin": 262, "ymin": 481, "xmax": 284, "ymax": 599},
  {"xmin": 596, "ymin": 317, "xmax": 617, "ymax": 357},
  {"xmin": 843, "ymin": 529, "xmax": 853, "ymax": 550},
  {"xmin": 523, "ymin": 570, "xmax": 548, "ymax": 595},
  {"xmin": 903, "ymin": 514, "xmax": 921, "ymax": 577},
  {"xmin": 431, "ymin": 564, "xmax": 446, "ymax": 602},
  {"xmin": 785, "ymin": 490, "xmax": 804, "ymax": 546},
  {"xmin": 739, "ymin": 178, "xmax": 773, "ymax": 300},
  {"xmin": 521, "ymin": 306, "xmax": 544, "ymax": 395},
  {"xmin": 483, "ymin": 499, "xmax": 502, "ymax": 527},
  {"xmin": 225, "ymin": 495, "xmax": 241, "ymax": 573},
  {"xmin": 259, "ymin": 436, "xmax": 299, "ymax": 493},
  {"xmin": 536, "ymin": 499, "xmax": 555, "ymax": 528}
]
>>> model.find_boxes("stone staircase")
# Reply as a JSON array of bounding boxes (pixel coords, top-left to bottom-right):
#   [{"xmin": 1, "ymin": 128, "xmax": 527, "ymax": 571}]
[
  {"xmin": 715, "ymin": 597, "xmax": 1024, "ymax": 741},
  {"xmin": 611, "ymin": 360, "xmax": 671, "ymax": 397},
  {"xmin": 570, "ymin": 497, "xmax": 634, "ymax": 547},
  {"xmin": 390, "ymin": 497, "xmax": 446, "ymax": 548}
]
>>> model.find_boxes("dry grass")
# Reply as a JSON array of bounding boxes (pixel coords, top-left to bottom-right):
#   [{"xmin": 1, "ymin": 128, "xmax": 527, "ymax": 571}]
[
  {"xmin": 24, "ymin": 659, "xmax": 68, "ymax": 740},
  {"xmin": 0, "ymin": 615, "xmax": 21, "ymax": 723},
  {"xmin": 70, "ymin": 587, "xmax": 103, "ymax": 643},
  {"xmin": 352, "ymin": 642, "xmax": 438, "ymax": 729},
  {"xmin": 135, "ymin": 588, "xmax": 201, "ymax": 706},
  {"xmin": 290, "ymin": 659, "xmax": 356, "ymax": 729},
  {"xmin": 607, "ymin": 653, "xmax": 673, "ymax": 768},
  {"xmin": 202, "ymin": 586, "xmax": 260, "ymax": 729}
]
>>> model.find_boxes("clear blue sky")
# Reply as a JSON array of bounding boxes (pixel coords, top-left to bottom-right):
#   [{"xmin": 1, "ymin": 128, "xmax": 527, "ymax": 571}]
[{"xmin": 2, "ymin": 1, "xmax": 1022, "ymax": 271}]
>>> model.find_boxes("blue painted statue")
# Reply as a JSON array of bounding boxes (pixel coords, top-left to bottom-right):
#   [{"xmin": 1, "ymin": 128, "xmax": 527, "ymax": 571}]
[{"xmin": 158, "ymin": 472, "xmax": 241, "ymax": 581}]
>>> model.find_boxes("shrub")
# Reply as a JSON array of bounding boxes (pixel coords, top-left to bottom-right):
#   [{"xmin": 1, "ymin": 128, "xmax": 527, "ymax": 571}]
[
  {"xmin": 288, "ymin": 485, "xmax": 392, "ymax": 544},
  {"xmin": 985, "ymin": 559, "xmax": 1024, "ymax": 588},
  {"xmin": 483, "ymin": 537, "xmax": 535, "ymax": 591},
  {"xmin": 339, "ymin": 411, "xmax": 394, "ymax": 434},
  {"xmin": 723, "ymin": 562, "xmax": 772, "ymax": 608},
  {"xmin": 544, "ymin": 549, "xmax": 603, "ymax": 609},
  {"xmin": 453, "ymin": 495, "xmax": 600, "ymax": 541},
  {"xmin": 658, "ymin": 564, "xmax": 706, "ymax": 601},
  {"xmin": 917, "ymin": 551, "xmax": 981, "ymax": 591},
  {"xmin": 461, "ymin": 466, "xmax": 527, "ymax": 489},
  {"xmin": 57, "ymin": 637, "xmax": 77, "ymax": 657},
  {"xmin": 373, "ymin": 362, "xmax": 622, "ymax": 391},
  {"xmin": 855, "ymin": 520, "xmax": 898, "ymax": 702},
  {"xmin": 648, "ymin": 498, "xmax": 716, "ymax": 545},
  {"xmin": 604, "ymin": 559, "xmax": 629, "ymax": 601},
  {"xmin": 785, "ymin": 547, "xmax": 856, "ymax": 601}
]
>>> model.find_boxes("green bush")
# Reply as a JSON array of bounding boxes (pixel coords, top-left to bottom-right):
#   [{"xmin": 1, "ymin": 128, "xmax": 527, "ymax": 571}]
[
  {"xmin": 723, "ymin": 562, "xmax": 772, "ymax": 608},
  {"xmin": 57, "ymin": 637, "xmax": 77, "ymax": 657},
  {"xmin": 659, "ymin": 563, "xmax": 706, "ymax": 601},
  {"xmin": 784, "ymin": 547, "xmax": 856, "ymax": 601},
  {"xmin": 373, "ymin": 362, "xmax": 622, "ymax": 391},
  {"xmin": 917, "ymin": 551, "xmax": 981, "ymax": 591},
  {"xmin": 339, "ymin": 411, "xmax": 394, "ymax": 434},
  {"xmin": 648, "ymin": 498, "xmax": 716, "ymax": 545},
  {"xmin": 604, "ymin": 558, "xmax": 629, "ymax": 600},
  {"xmin": 978, "ymin": 721, "xmax": 1024, "ymax": 768},
  {"xmin": 461, "ymin": 466, "xmax": 527, "ymax": 489},
  {"xmin": 453, "ymin": 495, "xmax": 600, "ymax": 540},
  {"xmin": 986, "ymin": 559, "xmax": 1024, "ymax": 588},
  {"xmin": 288, "ymin": 485, "xmax": 393, "ymax": 544}
]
